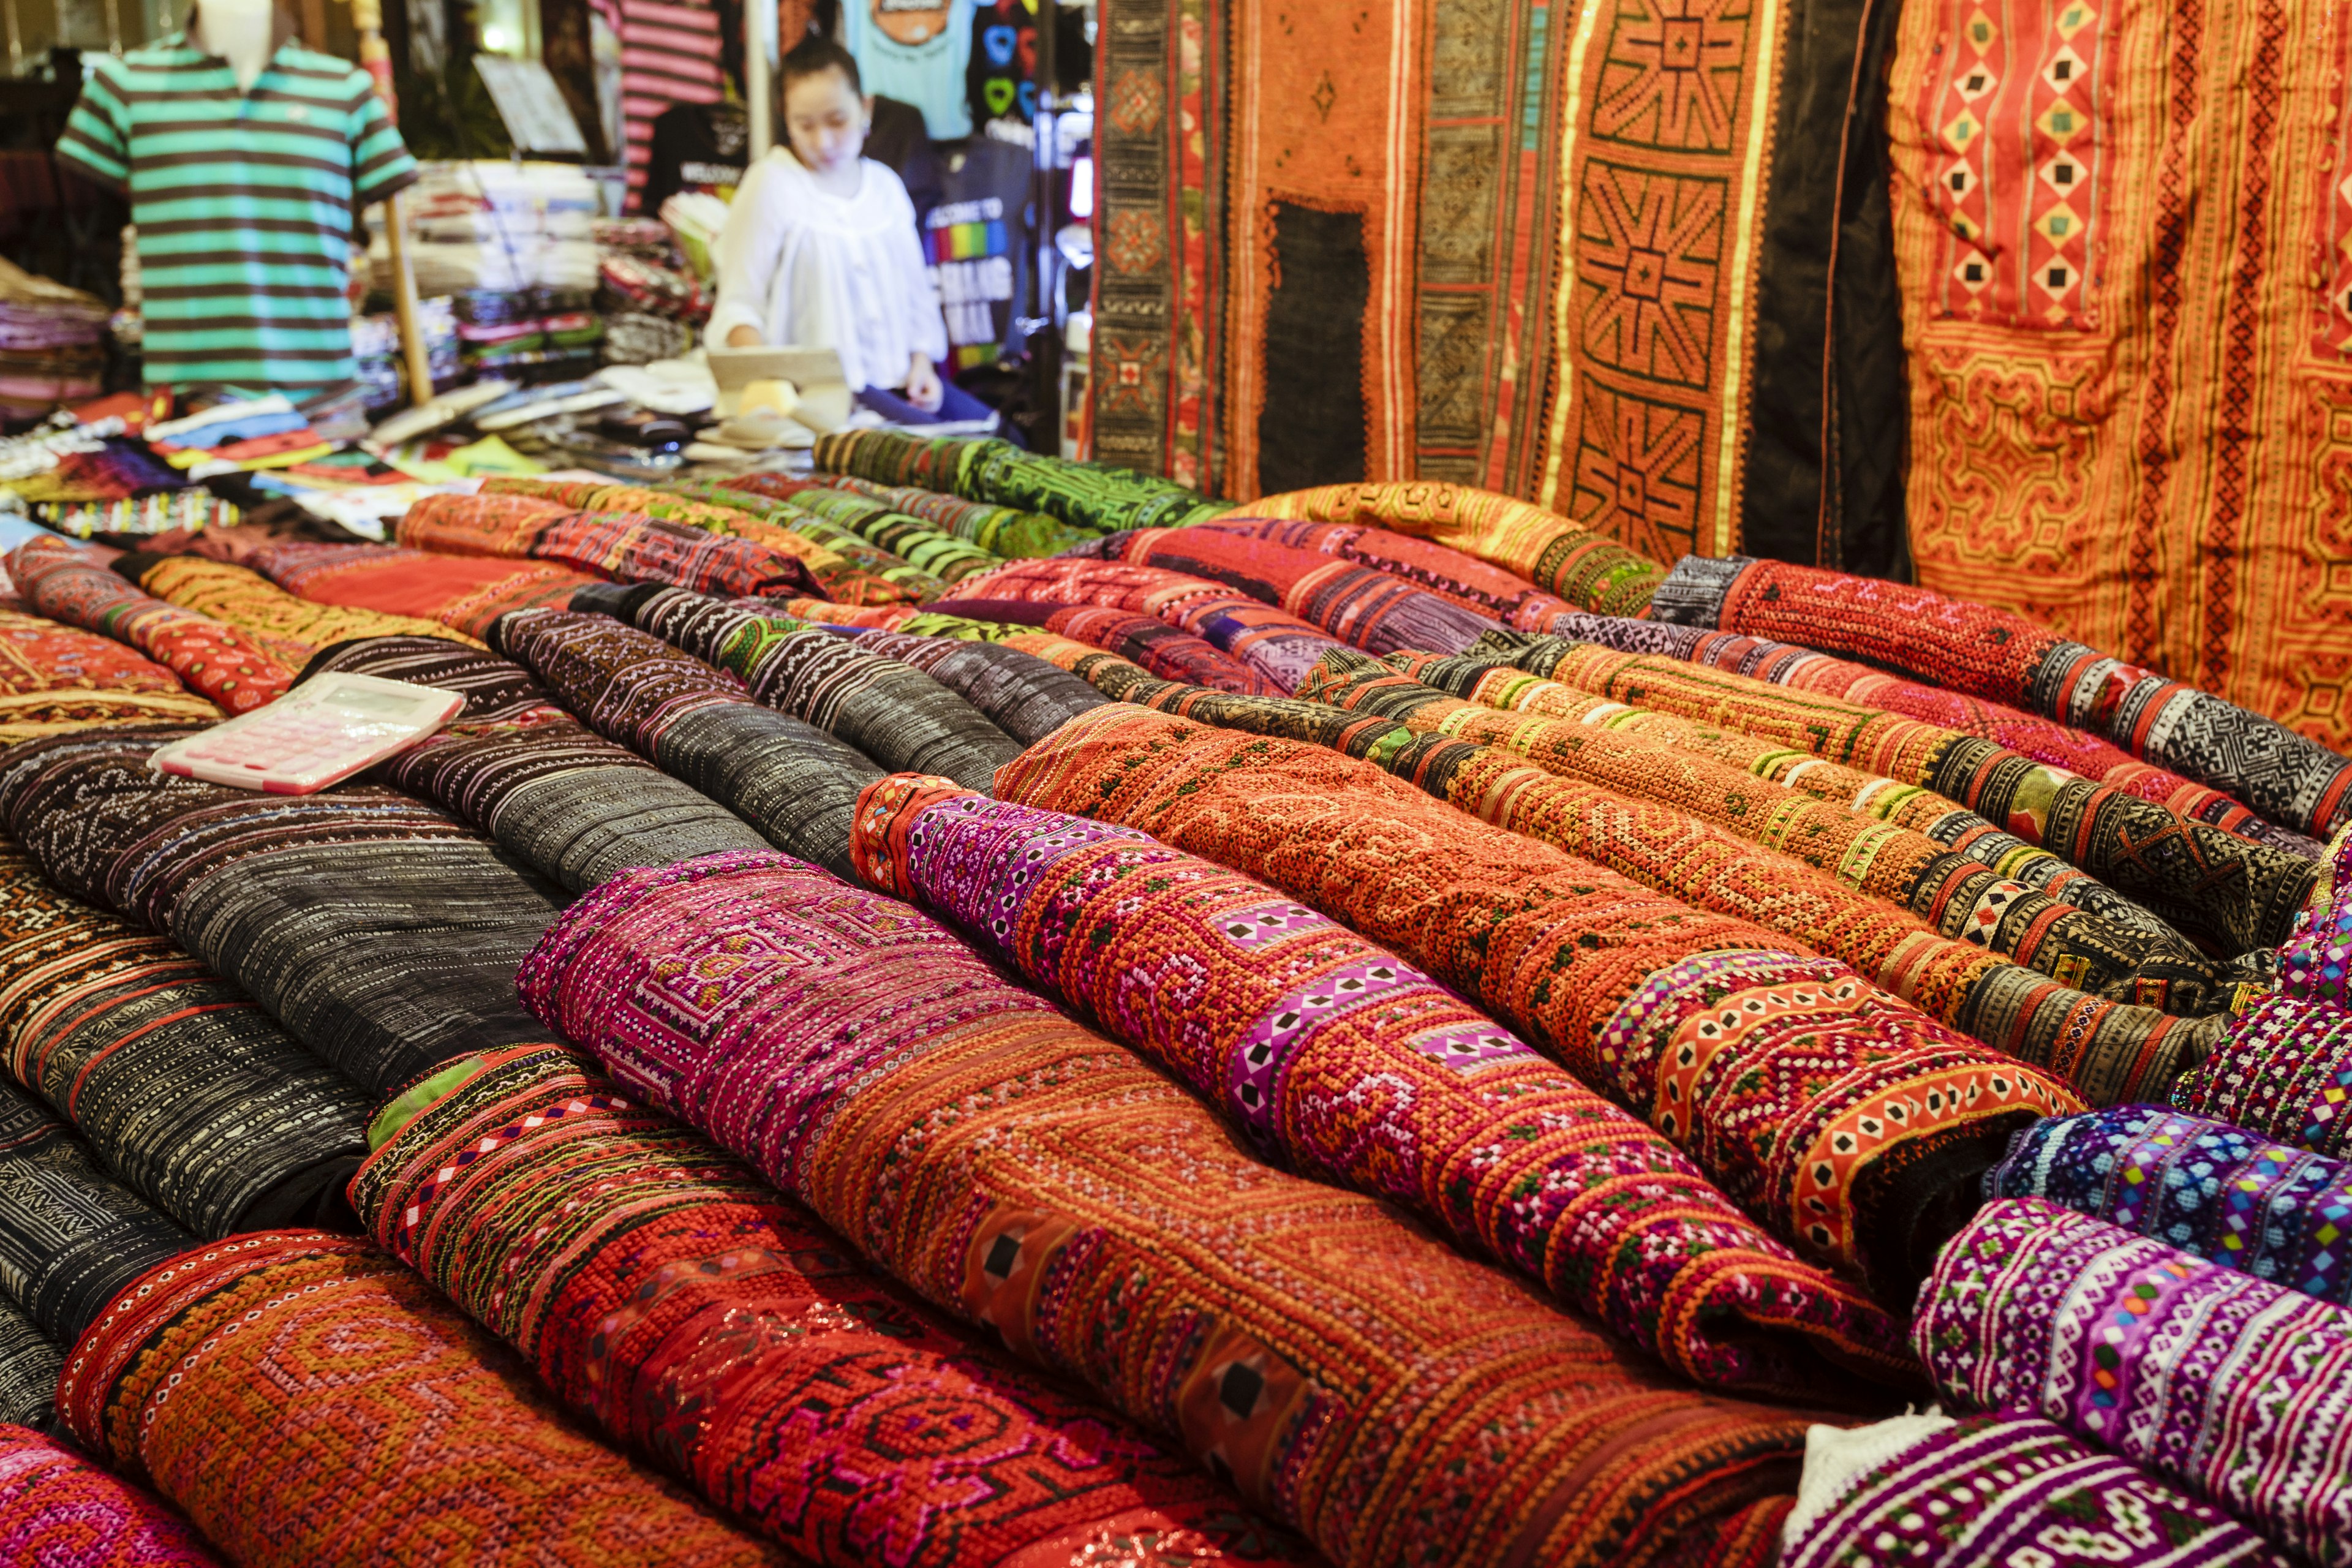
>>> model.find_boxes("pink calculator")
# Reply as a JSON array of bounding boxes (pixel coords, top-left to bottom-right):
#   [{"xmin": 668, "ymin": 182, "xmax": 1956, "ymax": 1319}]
[{"xmin": 149, "ymin": 673, "xmax": 463, "ymax": 795}]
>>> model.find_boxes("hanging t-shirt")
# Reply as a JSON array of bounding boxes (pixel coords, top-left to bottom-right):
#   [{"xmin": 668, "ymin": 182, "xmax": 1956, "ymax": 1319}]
[
  {"xmin": 641, "ymin": 99, "xmax": 752, "ymax": 213},
  {"xmin": 925, "ymin": 137, "xmax": 1029, "ymax": 372},
  {"xmin": 842, "ymin": 0, "xmax": 973, "ymax": 141},
  {"xmin": 54, "ymin": 32, "xmax": 418, "ymax": 393},
  {"xmin": 965, "ymin": 0, "xmax": 1036, "ymax": 129},
  {"xmin": 589, "ymin": 0, "xmax": 726, "ymax": 211}
]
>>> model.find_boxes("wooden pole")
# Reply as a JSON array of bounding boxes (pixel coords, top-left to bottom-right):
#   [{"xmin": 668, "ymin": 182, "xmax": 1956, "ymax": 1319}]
[
  {"xmin": 347, "ymin": 0, "xmax": 435, "ymax": 407},
  {"xmin": 745, "ymin": 0, "xmax": 771, "ymax": 160}
]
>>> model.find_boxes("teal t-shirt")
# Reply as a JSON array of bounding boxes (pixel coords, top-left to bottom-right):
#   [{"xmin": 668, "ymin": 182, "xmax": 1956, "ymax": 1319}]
[{"xmin": 842, "ymin": 0, "xmax": 974, "ymax": 141}]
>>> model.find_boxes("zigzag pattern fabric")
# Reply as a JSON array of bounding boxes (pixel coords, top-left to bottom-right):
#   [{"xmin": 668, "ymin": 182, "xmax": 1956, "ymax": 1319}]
[
  {"xmin": 1917, "ymin": 1198, "xmax": 2352, "ymax": 1567},
  {"xmin": 1656, "ymin": 556, "xmax": 2352, "ymax": 842},
  {"xmin": 995, "ymin": 706, "xmax": 2082, "ymax": 1297},
  {"xmin": 518, "ymin": 849, "xmax": 1822, "ymax": 1568},
  {"xmin": 1478, "ymin": 634, "xmax": 2320, "ymax": 956},
  {"xmin": 353, "ymin": 1043, "xmax": 1310, "ymax": 1567},
  {"xmin": 59, "ymin": 1232, "xmax": 786, "ymax": 1567},
  {"xmin": 848, "ymin": 776, "xmax": 1912, "ymax": 1395}
]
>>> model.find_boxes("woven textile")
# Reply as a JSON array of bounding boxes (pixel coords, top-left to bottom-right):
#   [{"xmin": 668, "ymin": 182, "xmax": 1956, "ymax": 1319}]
[
  {"xmin": 1297, "ymin": 648, "xmax": 2221, "ymax": 1018},
  {"xmin": 2282, "ymin": 826, "xmax": 2352, "ymax": 1008},
  {"xmin": 59, "ymin": 1233, "xmax": 787, "ymax": 1566},
  {"xmin": 302, "ymin": 636, "xmax": 770, "ymax": 892},
  {"xmin": 233, "ymin": 539, "xmax": 595, "ymax": 640},
  {"xmin": 817, "ymin": 473, "xmax": 1090, "ymax": 557},
  {"xmin": 1485, "ymin": 634, "xmax": 2322, "ymax": 956},
  {"xmin": 2171, "ymin": 990, "xmax": 2352, "ymax": 1159},
  {"xmin": 1779, "ymin": 1412, "xmax": 2291, "ymax": 1568},
  {"xmin": 997, "ymin": 707, "xmax": 2080, "ymax": 1295},
  {"xmin": 657, "ymin": 479, "xmax": 947, "ymax": 603},
  {"xmin": 624, "ymin": 589, "xmax": 1022, "ymax": 790},
  {"xmin": 0, "ymin": 1425, "xmax": 224, "ymax": 1567},
  {"xmin": 1919, "ymin": 1197, "xmax": 2352, "ymax": 1566},
  {"xmin": 1630, "ymin": 616, "xmax": 2293, "ymax": 851},
  {"xmin": 493, "ymin": 608, "xmax": 878, "ymax": 879},
  {"xmin": 0, "ymin": 1084, "xmax": 189, "ymax": 1342},
  {"xmin": 929, "ymin": 599, "xmax": 1277, "ymax": 695},
  {"xmin": 481, "ymin": 476, "xmax": 920, "ymax": 607},
  {"xmin": 1885, "ymin": 0, "xmax": 2352, "ymax": 756},
  {"xmin": 354, "ymin": 1044, "xmax": 1310, "ymax": 1567},
  {"xmin": 0, "ymin": 1304, "xmax": 59, "ymax": 1430},
  {"xmin": 1396, "ymin": 646, "xmax": 2193, "ymax": 944},
  {"xmin": 954, "ymin": 558, "xmax": 1343, "ymax": 691},
  {"xmin": 518, "ymin": 850, "xmax": 1820, "ymax": 1568},
  {"xmin": 818, "ymin": 431, "xmax": 1234, "ymax": 531},
  {"xmin": 121, "ymin": 554, "xmax": 486, "ymax": 652},
  {"xmin": 1189, "ymin": 513, "xmax": 1577, "ymax": 628},
  {"xmin": 0, "ymin": 845, "xmax": 369, "ymax": 1235},
  {"xmin": 1087, "ymin": 526, "xmax": 1504, "ymax": 658},
  {"xmin": 850, "ymin": 778, "xmax": 1911, "ymax": 1394},
  {"xmin": 835, "ymin": 631, "xmax": 1108, "ymax": 745},
  {"xmin": 1988, "ymin": 1106, "xmax": 2352, "ymax": 1310},
  {"xmin": 398, "ymin": 493, "xmax": 826, "ymax": 602},
  {"xmin": 1239, "ymin": 486, "xmax": 1665, "ymax": 619},
  {"xmin": 7, "ymin": 537, "xmax": 294, "ymax": 713},
  {"xmin": 1123, "ymin": 665, "xmax": 2213, "ymax": 1110},
  {"xmin": 0, "ymin": 606, "xmax": 217, "ymax": 741},
  {"xmin": 718, "ymin": 475, "xmax": 1000, "ymax": 581},
  {"xmin": 1656, "ymin": 556, "xmax": 2352, "ymax": 838}
]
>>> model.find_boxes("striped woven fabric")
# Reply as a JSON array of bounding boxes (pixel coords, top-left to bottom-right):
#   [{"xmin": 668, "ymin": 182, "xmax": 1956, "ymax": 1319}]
[
  {"xmin": 619, "ymin": 588, "xmax": 1021, "ymax": 790},
  {"xmin": 1919, "ymin": 1198, "xmax": 2352, "ymax": 1566},
  {"xmin": 1083, "ymin": 526, "xmax": 1504, "ymax": 658},
  {"xmin": 1297, "ymin": 649, "xmax": 2220, "ymax": 1016},
  {"xmin": 302, "ymin": 636, "xmax": 769, "ymax": 892},
  {"xmin": 953, "ymin": 558, "xmax": 1344, "ymax": 691},
  {"xmin": 1656, "ymin": 554, "xmax": 2352, "ymax": 842},
  {"xmin": 1988, "ymin": 1106, "xmax": 2352, "ymax": 1309},
  {"xmin": 0, "ymin": 1424, "xmax": 224, "ymax": 1566},
  {"xmin": 1779, "ymin": 1412, "xmax": 2289, "ymax": 1568},
  {"xmin": 7, "ymin": 538, "xmax": 295, "ymax": 713},
  {"xmin": 719, "ymin": 475, "xmax": 1000, "ymax": 581},
  {"xmin": 398, "ymin": 492, "xmax": 823, "ymax": 602},
  {"xmin": 59, "ymin": 1233, "xmax": 786, "ymax": 1566},
  {"xmin": 0, "ymin": 1305, "xmax": 58, "ymax": 1430},
  {"xmin": 1243, "ymin": 480, "xmax": 1667, "ymax": 617},
  {"xmin": 0, "ymin": 844, "xmax": 369, "ymax": 1235},
  {"xmin": 225, "ymin": 540, "xmax": 594, "ymax": 641},
  {"xmin": 850, "ymin": 777, "xmax": 1913, "ymax": 1395},
  {"xmin": 821, "ymin": 630, "xmax": 1107, "ymax": 745},
  {"xmin": 927, "ymin": 598, "xmax": 1278, "ymax": 695},
  {"xmin": 120, "ymin": 553, "xmax": 486, "ymax": 652},
  {"xmin": 0, "ymin": 606, "xmax": 219, "ymax": 741},
  {"xmin": 815, "ymin": 473, "xmax": 1090, "ymax": 558},
  {"xmin": 1526, "ymin": 606, "xmax": 2294, "ymax": 851},
  {"xmin": 660, "ymin": 480, "xmax": 948, "ymax": 601},
  {"xmin": 1187, "ymin": 514, "xmax": 1583, "ymax": 629},
  {"xmin": 480, "ymin": 477, "xmax": 918, "ymax": 606},
  {"xmin": 0, "ymin": 729, "xmax": 564, "ymax": 1094},
  {"xmin": 997, "ymin": 706, "xmax": 2083, "ymax": 1297},
  {"xmin": 493, "ymin": 608, "xmax": 877, "ymax": 880},
  {"xmin": 353, "ymin": 1044, "xmax": 1311, "ymax": 1567},
  {"xmin": 1396, "ymin": 647, "xmax": 2192, "ymax": 945},
  {"xmin": 1483, "ymin": 634, "xmax": 2321, "ymax": 956},
  {"xmin": 0, "ymin": 1083, "xmax": 189, "ymax": 1343},
  {"xmin": 816, "ymin": 430, "xmax": 1234, "ymax": 531},
  {"xmin": 520, "ymin": 849, "xmax": 1823, "ymax": 1568}
]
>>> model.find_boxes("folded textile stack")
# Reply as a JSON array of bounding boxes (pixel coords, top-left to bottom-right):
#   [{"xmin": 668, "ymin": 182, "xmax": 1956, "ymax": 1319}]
[
  {"xmin": 0, "ymin": 260, "xmax": 106, "ymax": 424},
  {"xmin": 382, "ymin": 162, "xmax": 601, "ymax": 300},
  {"xmin": 352, "ymin": 295, "xmax": 460, "ymax": 411}
]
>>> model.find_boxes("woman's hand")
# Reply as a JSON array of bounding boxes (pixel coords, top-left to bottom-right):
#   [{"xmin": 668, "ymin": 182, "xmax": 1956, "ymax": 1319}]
[
  {"xmin": 726, "ymin": 325, "xmax": 765, "ymax": 348},
  {"xmin": 906, "ymin": 353, "xmax": 944, "ymax": 413}
]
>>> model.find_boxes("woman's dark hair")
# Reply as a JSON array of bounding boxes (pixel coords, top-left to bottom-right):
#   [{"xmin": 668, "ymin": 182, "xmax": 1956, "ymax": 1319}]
[{"xmin": 781, "ymin": 34, "xmax": 862, "ymax": 96}]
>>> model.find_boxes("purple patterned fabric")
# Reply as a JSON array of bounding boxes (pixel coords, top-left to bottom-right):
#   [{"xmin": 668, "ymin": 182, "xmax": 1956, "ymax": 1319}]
[
  {"xmin": 0, "ymin": 1423, "xmax": 224, "ymax": 1566},
  {"xmin": 1917, "ymin": 1197, "xmax": 2352, "ymax": 1565}
]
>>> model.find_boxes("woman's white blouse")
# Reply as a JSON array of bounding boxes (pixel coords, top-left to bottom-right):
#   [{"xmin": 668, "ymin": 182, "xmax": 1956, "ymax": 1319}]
[{"xmin": 703, "ymin": 149, "xmax": 949, "ymax": 391}]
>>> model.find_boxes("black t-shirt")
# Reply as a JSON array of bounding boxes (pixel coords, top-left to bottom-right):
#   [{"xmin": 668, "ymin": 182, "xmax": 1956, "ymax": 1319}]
[{"xmin": 640, "ymin": 95, "xmax": 944, "ymax": 225}]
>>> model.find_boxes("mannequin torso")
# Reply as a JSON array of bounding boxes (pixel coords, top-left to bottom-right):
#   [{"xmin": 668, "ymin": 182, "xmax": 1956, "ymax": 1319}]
[{"xmin": 190, "ymin": 0, "xmax": 277, "ymax": 91}]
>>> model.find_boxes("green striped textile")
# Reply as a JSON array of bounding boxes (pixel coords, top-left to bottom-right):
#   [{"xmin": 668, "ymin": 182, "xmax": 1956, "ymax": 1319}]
[{"xmin": 55, "ymin": 34, "xmax": 418, "ymax": 391}]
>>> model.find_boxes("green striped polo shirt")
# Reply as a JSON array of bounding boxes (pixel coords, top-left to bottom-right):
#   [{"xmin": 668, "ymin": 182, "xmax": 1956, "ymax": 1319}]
[{"xmin": 55, "ymin": 34, "xmax": 418, "ymax": 391}]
